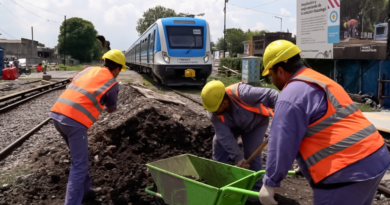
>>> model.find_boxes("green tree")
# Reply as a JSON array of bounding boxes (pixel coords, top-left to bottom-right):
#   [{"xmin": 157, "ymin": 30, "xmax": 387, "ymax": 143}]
[
  {"xmin": 225, "ymin": 28, "xmax": 246, "ymax": 57},
  {"xmin": 215, "ymin": 29, "xmax": 268, "ymax": 55},
  {"xmin": 57, "ymin": 17, "xmax": 101, "ymax": 62},
  {"xmin": 136, "ymin": 6, "xmax": 177, "ymax": 35},
  {"xmin": 244, "ymin": 29, "xmax": 267, "ymax": 40}
]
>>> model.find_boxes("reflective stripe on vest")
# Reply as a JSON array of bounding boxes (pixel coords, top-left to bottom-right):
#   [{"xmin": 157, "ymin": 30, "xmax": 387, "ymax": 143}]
[
  {"xmin": 288, "ymin": 68, "xmax": 384, "ymax": 183},
  {"xmin": 51, "ymin": 67, "xmax": 117, "ymax": 128},
  {"xmin": 216, "ymin": 83, "xmax": 274, "ymax": 123},
  {"xmin": 227, "ymin": 83, "xmax": 274, "ymax": 117}
]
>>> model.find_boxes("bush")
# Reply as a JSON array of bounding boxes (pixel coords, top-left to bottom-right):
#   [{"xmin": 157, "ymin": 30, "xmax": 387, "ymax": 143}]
[{"xmin": 219, "ymin": 57, "xmax": 242, "ymax": 71}]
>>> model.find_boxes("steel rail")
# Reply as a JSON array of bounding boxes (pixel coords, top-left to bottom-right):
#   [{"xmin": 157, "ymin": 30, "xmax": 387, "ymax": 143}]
[
  {"xmin": 0, "ymin": 117, "xmax": 51, "ymax": 162},
  {"xmin": 0, "ymin": 78, "xmax": 70, "ymax": 105}
]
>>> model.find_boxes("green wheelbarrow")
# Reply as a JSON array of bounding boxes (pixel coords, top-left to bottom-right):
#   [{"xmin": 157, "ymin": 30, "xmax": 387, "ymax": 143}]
[{"xmin": 145, "ymin": 154, "xmax": 295, "ymax": 205}]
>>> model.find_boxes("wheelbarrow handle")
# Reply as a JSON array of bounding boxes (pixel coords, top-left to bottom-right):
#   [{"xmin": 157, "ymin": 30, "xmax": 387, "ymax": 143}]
[
  {"xmin": 254, "ymin": 170, "xmax": 296, "ymax": 180},
  {"xmin": 221, "ymin": 171, "xmax": 296, "ymax": 197},
  {"xmin": 145, "ymin": 186, "xmax": 163, "ymax": 198}
]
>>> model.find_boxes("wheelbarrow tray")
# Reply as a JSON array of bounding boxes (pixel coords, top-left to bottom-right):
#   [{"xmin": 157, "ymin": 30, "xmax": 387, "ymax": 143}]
[{"xmin": 146, "ymin": 154, "xmax": 266, "ymax": 205}]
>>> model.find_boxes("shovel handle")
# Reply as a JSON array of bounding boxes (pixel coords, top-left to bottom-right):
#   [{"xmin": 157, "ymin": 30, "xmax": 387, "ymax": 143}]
[{"xmin": 245, "ymin": 139, "xmax": 268, "ymax": 165}]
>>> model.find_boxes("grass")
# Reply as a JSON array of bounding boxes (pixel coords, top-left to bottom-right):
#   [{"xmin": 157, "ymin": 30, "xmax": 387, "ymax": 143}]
[
  {"xmin": 357, "ymin": 103, "xmax": 377, "ymax": 112},
  {"xmin": 141, "ymin": 76, "xmax": 166, "ymax": 94},
  {"xmin": 59, "ymin": 64, "xmax": 84, "ymax": 71},
  {"xmin": 0, "ymin": 165, "xmax": 32, "ymax": 186}
]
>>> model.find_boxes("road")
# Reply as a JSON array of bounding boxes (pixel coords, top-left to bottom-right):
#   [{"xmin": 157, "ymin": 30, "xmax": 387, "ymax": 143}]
[{"xmin": 18, "ymin": 70, "xmax": 143, "ymax": 83}]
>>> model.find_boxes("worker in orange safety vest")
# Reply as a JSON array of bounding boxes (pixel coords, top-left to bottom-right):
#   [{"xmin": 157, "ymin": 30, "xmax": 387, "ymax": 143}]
[
  {"xmin": 258, "ymin": 40, "xmax": 390, "ymax": 205},
  {"xmin": 201, "ymin": 80, "xmax": 279, "ymax": 196},
  {"xmin": 50, "ymin": 49, "xmax": 126, "ymax": 205}
]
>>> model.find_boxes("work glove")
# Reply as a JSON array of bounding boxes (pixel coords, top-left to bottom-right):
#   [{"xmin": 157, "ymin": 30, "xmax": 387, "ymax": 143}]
[
  {"xmin": 236, "ymin": 159, "xmax": 250, "ymax": 169},
  {"xmin": 294, "ymin": 165, "xmax": 303, "ymax": 176},
  {"xmin": 259, "ymin": 185, "xmax": 277, "ymax": 205}
]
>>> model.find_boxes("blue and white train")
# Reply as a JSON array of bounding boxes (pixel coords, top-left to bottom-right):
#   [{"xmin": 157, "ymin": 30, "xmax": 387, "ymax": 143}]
[{"xmin": 125, "ymin": 17, "xmax": 212, "ymax": 86}]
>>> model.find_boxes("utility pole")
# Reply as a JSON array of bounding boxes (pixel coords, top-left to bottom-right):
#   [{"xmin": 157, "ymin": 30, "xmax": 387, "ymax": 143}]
[
  {"xmin": 31, "ymin": 27, "xmax": 33, "ymax": 57},
  {"xmin": 274, "ymin": 16, "xmax": 282, "ymax": 39},
  {"xmin": 63, "ymin": 15, "xmax": 66, "ymax": 66},
  {"xmin": 224, "ymin": 0, "xmax": 228, "ymax": 58}
]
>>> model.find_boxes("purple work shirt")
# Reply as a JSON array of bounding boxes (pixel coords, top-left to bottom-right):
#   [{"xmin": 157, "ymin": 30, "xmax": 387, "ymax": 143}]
[
  {"xmin": 263, "ymin": 67, "xmax": 390, "ymax": 187},
  {"xmin": 211, "ymin": 83, "xmax": 279, "ymax": 162},
  {"xmin": 50, "ymin": 83, "xmax": 119, "ymax": 128}
]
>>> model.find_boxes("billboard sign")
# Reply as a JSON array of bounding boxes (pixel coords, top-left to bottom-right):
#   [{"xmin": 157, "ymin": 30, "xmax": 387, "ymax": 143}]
[{"xmin": 297, "ymin": 0, "xmax": 389, "ymax": 60}]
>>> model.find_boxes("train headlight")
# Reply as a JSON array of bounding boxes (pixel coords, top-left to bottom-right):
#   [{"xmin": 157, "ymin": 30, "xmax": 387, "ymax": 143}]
[
  {"xmin": 204, "ymin": 51, "xmax": 210, "ymax": 63},
  {"xmin": 162, "ymin": 51, "xmax": 170, "ymax": 63}
]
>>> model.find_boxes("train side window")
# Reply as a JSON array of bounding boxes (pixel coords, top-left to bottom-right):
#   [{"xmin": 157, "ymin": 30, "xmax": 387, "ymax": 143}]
[{"xmin": 150, "ymin": 31, "xmax": 155, "ymax": 50}]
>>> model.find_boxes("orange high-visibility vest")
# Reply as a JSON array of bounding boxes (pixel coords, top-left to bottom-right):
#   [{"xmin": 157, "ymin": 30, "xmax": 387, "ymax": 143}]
[
  {"xmin": 51, "ymin": 66, "xmax": 117, "ymax": 128},
  {"xmin": 287, "ymin": 68, "xmax": 384, "ymax": 183},
  {"xmin": 216, "ymin": 83, "xmax": 274, "ymax": 123}
]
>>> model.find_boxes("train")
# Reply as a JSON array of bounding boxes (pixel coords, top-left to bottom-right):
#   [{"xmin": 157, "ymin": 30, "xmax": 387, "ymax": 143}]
[{"xmin": 124, "ymin": 17, "xmax": 212, "ymax": 86}]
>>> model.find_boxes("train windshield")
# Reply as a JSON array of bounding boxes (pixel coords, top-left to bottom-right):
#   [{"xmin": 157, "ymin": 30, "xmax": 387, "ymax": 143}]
[{"xmin": 166, "ymin": 26, "xmax": 204, "ymax": 49}]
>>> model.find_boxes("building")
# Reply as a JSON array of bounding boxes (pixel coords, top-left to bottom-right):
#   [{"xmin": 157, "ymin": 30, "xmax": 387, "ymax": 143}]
[
  {"xmin": 0, "ymin": 38, "xmax": 39, "ymax": 59},
  {"xmin": 252, "ymin": 32, "xmax": 296, "ymax": 56}
]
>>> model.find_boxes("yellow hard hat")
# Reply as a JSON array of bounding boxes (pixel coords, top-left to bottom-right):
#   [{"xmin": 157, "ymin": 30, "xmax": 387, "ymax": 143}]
[
  {"xmin": 102, "ymin": 49, "xmax": 126, "ymax": 71},
  {"xmin": 343, "ymin": 22, "xmax": 347, "ymax": 29},
  {"xmin": 201, "ymin": 80, "xmax": 225, "ymax": 112},
  {"xmin": 262, "ymin": 40, "xmax": 301, "ymax": 76}
]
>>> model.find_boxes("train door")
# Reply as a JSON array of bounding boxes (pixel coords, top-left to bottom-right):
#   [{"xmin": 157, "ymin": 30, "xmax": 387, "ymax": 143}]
[
  {"xmin": 150, "ymin": 30, "xmax": 155, "ymax": 64},
  {"xmin": 147, "ymin": 33, "xmax": 151, "ymax": 64},
  {"xmin": 139, "ymin": 41, "xmax": 142, "ymax": 63}
]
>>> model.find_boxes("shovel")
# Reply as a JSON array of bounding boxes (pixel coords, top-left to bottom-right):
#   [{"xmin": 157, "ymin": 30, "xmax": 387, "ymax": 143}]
[{"xmin": 243, "ymin": 136, "xmax": 269, "ymax": 168}]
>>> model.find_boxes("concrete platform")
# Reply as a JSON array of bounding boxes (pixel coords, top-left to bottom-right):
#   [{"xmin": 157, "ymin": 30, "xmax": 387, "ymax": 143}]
[{"xmin": 362, "ymin": 112, "xmax": 390, "ymax": 133}]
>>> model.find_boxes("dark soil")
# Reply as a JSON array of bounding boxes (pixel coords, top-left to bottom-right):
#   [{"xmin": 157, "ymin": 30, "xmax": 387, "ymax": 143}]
[{"xmin": 0, "ymin": 85, "xmax": 214, "ymax": 205}]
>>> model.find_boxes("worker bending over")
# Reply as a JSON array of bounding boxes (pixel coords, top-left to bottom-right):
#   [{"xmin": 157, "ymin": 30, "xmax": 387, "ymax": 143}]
[
  {"xmin": 50, "ymin": 49, "xmax": 126, "ymax": 205},
  {"xmin": 201, "ymin": 80, "xmax": 279, "ymax": 190},
  {"xmin": 259, "ymin": 40, "xmax": 390, "ymax": 205}
]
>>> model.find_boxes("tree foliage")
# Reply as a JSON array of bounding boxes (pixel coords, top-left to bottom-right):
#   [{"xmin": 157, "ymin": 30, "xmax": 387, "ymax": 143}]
[
  {"xmin": 136, "ymin": 6, "xmax": 177, "ymax": 35},
  {"xmin": 215, "ymin": 29, "xmax": 268, "ymax": 57},
  {"xmin": 340, "ymin": 0, "xmax": 387, "ymax": 33},
  {"xmin": 57, "ymin": 17, "xmax": 101, "ymax": 62}
]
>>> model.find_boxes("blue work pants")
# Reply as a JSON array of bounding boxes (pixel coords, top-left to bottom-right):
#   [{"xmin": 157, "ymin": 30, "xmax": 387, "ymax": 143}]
[
  {"xmin": 53, "ymin": 120, "xmax": 91, "ymax": 205},
  {"xmin": 213, "ymin": 124, "xmax": 267, "ymax": 190},
  {"xmin": 313, "ymin": 172, "xmax": 384, "ymax": 205}
]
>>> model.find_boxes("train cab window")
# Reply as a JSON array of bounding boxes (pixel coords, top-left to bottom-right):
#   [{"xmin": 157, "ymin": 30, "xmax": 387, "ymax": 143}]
[{"xmin": 166, "ymin": 26, "xmax": 204, "ymax": 49}]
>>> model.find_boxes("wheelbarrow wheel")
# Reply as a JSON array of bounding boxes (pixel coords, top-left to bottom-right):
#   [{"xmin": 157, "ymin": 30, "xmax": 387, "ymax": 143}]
[{"xmin": 152, "ymin": 184, "xmax": 168, "ymax": 205}]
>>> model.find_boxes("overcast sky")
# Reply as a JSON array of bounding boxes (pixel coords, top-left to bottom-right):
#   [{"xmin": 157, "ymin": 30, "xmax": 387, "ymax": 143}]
[{"xmin": 0, "ymin": 0, "xmax": 297, "ymax": 51}]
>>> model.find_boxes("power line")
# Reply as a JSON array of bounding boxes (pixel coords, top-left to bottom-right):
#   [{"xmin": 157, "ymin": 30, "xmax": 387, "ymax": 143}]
[
  {"xmin": 9, "ymin": 0, "xmax": 60, "ymax": 23},
  {"xmin": 17, "ymin": 0, "xmax": 64, "ymax": 16},
  {"xmin": 228, "ymin": 2, "xmax": 294, "ymax": 17},
  {"xmin": 0, "ymin": 3, "xmax": 29, "ymax": 26},
  {"xmin": 230, "ymin": 0, "xmax": 281, "ymax": 12},
  {"xmin": 0, "ymin": 28, "xmax": 17, "ymax": 39}
]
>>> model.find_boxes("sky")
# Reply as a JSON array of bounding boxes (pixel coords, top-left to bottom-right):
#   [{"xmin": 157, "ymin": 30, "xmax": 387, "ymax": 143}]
[{"xmin": 0, "ymin": 0, "xmax": 297, "ymax": 51}]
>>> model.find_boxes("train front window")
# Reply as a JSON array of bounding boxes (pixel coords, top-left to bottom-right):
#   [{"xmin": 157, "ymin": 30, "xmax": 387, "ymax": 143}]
[
  {"xmin": 166, "ymin": 26, "xmax": 203, "ymax": 49},
  {"xmin": 377, "ymin": 27, "xmax": 385, "ymax": 35}
]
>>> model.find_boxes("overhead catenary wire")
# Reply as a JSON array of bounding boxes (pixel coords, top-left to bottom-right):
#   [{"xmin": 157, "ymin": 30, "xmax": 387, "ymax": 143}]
[
  {"xmin": 228, "ymin": 2, "xmax": 293, "ymax": 18},
  {"xmin": 0, "ymin": 28, "xmax": 17, "ymax": 39},
  {"xmin": 230, "ymin": 0, "xmax": 281, "ymax": 12},
  {"xmin": 17, "ymin": 0, "xmax": 64, "ymax": 16},
  {"xmin": 9, "ymin": 0, "xmax": 60, "ymax": 23},
  {"xmin": 0, "ymin": 2, "xmax": 29, "ymax": 26}
]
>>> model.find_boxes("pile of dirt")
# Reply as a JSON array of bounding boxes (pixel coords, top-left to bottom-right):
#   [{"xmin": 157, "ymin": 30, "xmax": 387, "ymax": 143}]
[{"xmin": 0, "ymin": 85, "xmax": 214, "ymax": 205}]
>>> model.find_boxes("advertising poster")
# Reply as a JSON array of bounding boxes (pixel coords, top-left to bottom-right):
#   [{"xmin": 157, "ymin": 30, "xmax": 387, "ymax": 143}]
[{"xmin": 297, "ymin": 0, "xmax": 389, "ymax": 60}]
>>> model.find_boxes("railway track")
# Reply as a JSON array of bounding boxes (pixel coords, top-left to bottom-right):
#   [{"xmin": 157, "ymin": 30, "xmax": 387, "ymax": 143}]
[
  {"xmin": 2, "ymin": 81, "xmax": 390, "ymax": 198},
  {"xmin": 0, "ymin": 78, "xmax": 71, "ymax": 113}
]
